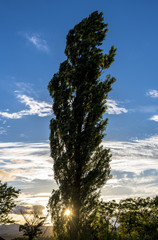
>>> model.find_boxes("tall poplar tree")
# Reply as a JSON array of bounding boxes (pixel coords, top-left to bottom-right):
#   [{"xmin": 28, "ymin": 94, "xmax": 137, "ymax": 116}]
[{"xmin": 48, "ymin": 11, "xmax": 116, "ymax": 240}]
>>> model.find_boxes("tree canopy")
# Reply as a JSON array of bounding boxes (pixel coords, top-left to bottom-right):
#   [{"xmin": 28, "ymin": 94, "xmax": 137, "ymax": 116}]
[
  {"xmin": 90, "ymin": 196, "xmax": 158, "ymax": 240},
  {"xmin": 48, "ymin": 11, "xmax": 116, "ymax": 240}
]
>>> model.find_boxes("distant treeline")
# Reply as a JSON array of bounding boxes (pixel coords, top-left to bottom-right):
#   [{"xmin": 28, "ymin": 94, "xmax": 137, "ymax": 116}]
[
  {"xmin": 90, "ymin": 196, "xmax": 158, "ymax": 240},
  {"xmin": 11, "ymin": 196, "xmax": 158, "ymax": 240}
]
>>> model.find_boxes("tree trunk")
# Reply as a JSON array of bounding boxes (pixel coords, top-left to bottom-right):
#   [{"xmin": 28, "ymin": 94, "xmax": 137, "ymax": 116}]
[
  {"xmin": 70, "ymin": 206, "xmax": 80, "ymax": 240},
  {"xmin": 28, "ymin": 235, "xmax": 33, "ymax": 240}
]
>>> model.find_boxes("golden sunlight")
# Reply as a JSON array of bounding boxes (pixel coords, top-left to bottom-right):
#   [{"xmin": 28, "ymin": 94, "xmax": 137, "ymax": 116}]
[{"xmin": 64, "ymin": 209, "xmax": 71, "ymax": 216}]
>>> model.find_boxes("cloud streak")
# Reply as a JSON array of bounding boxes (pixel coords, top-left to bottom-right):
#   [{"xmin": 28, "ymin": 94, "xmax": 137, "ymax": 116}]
[
  {"xmin": 150, "ymin": 115, "xmax": 158, "ymax": 122},
  {"xmin": 0, "ymin": 94, "xmax": 128, "ymax": 120},
  {"xmin": 0, "ymin": 141, "xmax": 54, "ymax": 196},
  {"xmin": 1, "ymin": 135, "xmax": 158, "ymax": 202},
  {"xmin": 147, "ymin": 89, "xmax": 158, "ymax": 98},
  {"xmin": 0, "ymin": 94, "xmax": 52, "ymax": 119},
  {"xmin": 0, "ymin": 127, "xmax": 7, "ymax": 135},
  {"xmin": 25, "ymin": 33, "xmax": 49, "ymax": 52},
  {"xmin": 102, "ymin": 135, "xmax": 158, "ymax": 200},
  {"xmin": 146, "ymin": 90, "xmax": 158, "ymax": 121},
  {"xmin": 106, "ymin": 99, "xmax": 128, "ymax": 114}
]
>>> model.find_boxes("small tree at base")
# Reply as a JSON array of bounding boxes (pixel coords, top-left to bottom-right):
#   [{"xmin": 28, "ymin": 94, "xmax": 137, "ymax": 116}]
[
  {"xmin": 48, "ymin": 11, "xmax": 116, "ymax": 240},
  {"xmin": 19, "ymin": 209, "xmax": 46, "ymax": 240},
  {"xmin": 0, "ymin": 181, "xmax": 20, "ymax": 225}
]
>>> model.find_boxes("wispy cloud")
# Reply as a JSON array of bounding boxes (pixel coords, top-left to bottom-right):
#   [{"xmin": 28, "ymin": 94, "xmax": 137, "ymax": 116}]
[
  {"xmin": 150, "ymin": 115, "xmax": 158, "ymax": 122},
  {"xmin": 0, "ymin": 127, "xmax": 7, "ymax": 135},
  {"xmin": 15, "ymin": 82, "xmax": 37, "ymax": 96},
  {"xmin": 147, "ymin": 89, "xmax": 158, "ymax": 98},
  {"xmin": 139, "ymin": 105, "xmax": 158, "ymax": 113},
  {"xmin": 1, "ymin": 135, "xmax": 158, "ymax": 202},
  {"xmin": 102, "ymin": 135, "xmax": 158, "ymax": 200},
  {"xmin": 25, "ymin": 33, "xmax": 49, "ymax": 53},
  {"xmin": 14, "ymin": 204, "xmax": 45, "ymax": 215},
  {"xmin": 106, "ymin": 99, "xmax": 128, "ymax": 114},
  {"xmin": 145, "ymin": 90, "xmax": 158, "ymax": 121},
  {"xmin": 0, "ymin": 94, "xmax": 52, "ymax": 119},
  {"xmin": 146, "ymin": 90, "xmax": 158, "ymax": 121},
  {"xmin": 0, "ymin": 92, "xmax": 127, "ymax": 119},
  {"xmin": 0, "ymin": 141, "xmax": 53, "ymax": 184}
]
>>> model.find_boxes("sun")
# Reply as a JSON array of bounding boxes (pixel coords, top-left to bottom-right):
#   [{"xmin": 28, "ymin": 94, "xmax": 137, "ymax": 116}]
[{"xmin": 64, "ymin": 209, "xmax": 71, "ymax": 216}]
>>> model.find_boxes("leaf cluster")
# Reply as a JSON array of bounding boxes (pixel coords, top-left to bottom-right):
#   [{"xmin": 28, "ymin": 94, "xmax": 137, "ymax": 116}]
[
  {"xmin": 90, "ymin": 196, "xmax": 158, "ymax": 240},
  {"xmin": 0, "ymin": 181, "xmax": 20, "ymax": 224}
]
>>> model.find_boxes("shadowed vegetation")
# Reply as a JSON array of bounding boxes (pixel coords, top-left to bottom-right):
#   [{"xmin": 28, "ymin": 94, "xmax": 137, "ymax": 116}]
[{"xmin": 0, "ymin": 181, "xmax": 20, "ymax": 225}]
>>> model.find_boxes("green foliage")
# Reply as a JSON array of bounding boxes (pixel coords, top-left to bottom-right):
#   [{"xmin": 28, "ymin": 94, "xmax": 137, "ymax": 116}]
[
  {"xmin": 48, "ymin": 190, "xmax": 70, "ymax": 240},
  {"xmin": 118, "ymin": 197, "xmax": 158, "ymax": 240},
  {"xmin": 90, "ymin": 200, "xmax": 120, "ymax": 240},
  {"xmin": 0, "ymin": 180, "xmax": 20, "ymax": 224},
  {"xmin": 90, "ymin": 196, "xmax": 158, "ymax": 240},
  {"xmin": 11, "ymin": 238, "xmax": 27, "ymax": 240},
  {"xmin": 12, "ymin": 237, "xmax": 53, "ymax": 240},
  {"xmin": 48, "ymin": 10, "xmax": 116, "ymax": 240}
]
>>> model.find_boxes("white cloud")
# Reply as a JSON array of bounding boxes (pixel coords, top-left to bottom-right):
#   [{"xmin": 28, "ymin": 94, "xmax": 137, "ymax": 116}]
[
  {"xmin": 25, "ymin": 33, "xmax": 49, "ymax": 52},
  {"xmin": 0, "ymin": 94, "xmax": 52, "ymax": 119},
  {"xmin": 0, "ymin": 93, "xmax": 127, "ymax": 119},
  {"xmin": 147, "ymin": 89, "xmax": 158, "ymax": 98},
  {"xmin": 150, "ymin": 115, "xmax": 158, "ymax": 122},
  {"xmin": 0, "ymin": 127, "xmax": 7, "ymax": 135},
  {"xmin": 102, "ymin": 135, "xmax": 158, "ymax": 200},
  {"xmin": 106, "ymin": 99, "xmax": 128, "ymax": 114},
  {"xmin": 1, "ymin": 135, "xmax": 158, "ymax": 202},
  {"xmin": 146, "ymin": 90, "xmax": 158, "ymax": 121},
  {"xmin": 15, "ymin": 82, "xmax": 36, "ymax": 96},
  {"xmin": 0, "ymin": 169, "xmax": 19, "ymax": 181},
  {"xmin": 0, "ymin": 141, "xmax": 53, "ymax": 183},
  {"xmin": 103, "ymin": 136, "xmax": 158, "ymax": 174}
]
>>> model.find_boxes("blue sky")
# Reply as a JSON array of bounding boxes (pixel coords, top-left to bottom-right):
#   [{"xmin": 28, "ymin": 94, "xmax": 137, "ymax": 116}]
[{"xmin": 0, "ymin": 0, "xmax": 158, "ymax": 221}]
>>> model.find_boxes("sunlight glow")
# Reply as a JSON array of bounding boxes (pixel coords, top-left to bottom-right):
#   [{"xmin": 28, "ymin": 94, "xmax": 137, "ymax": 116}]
[{"xmin": 64, "ymin": 209, "xmax": 71, "ymax": 216}]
